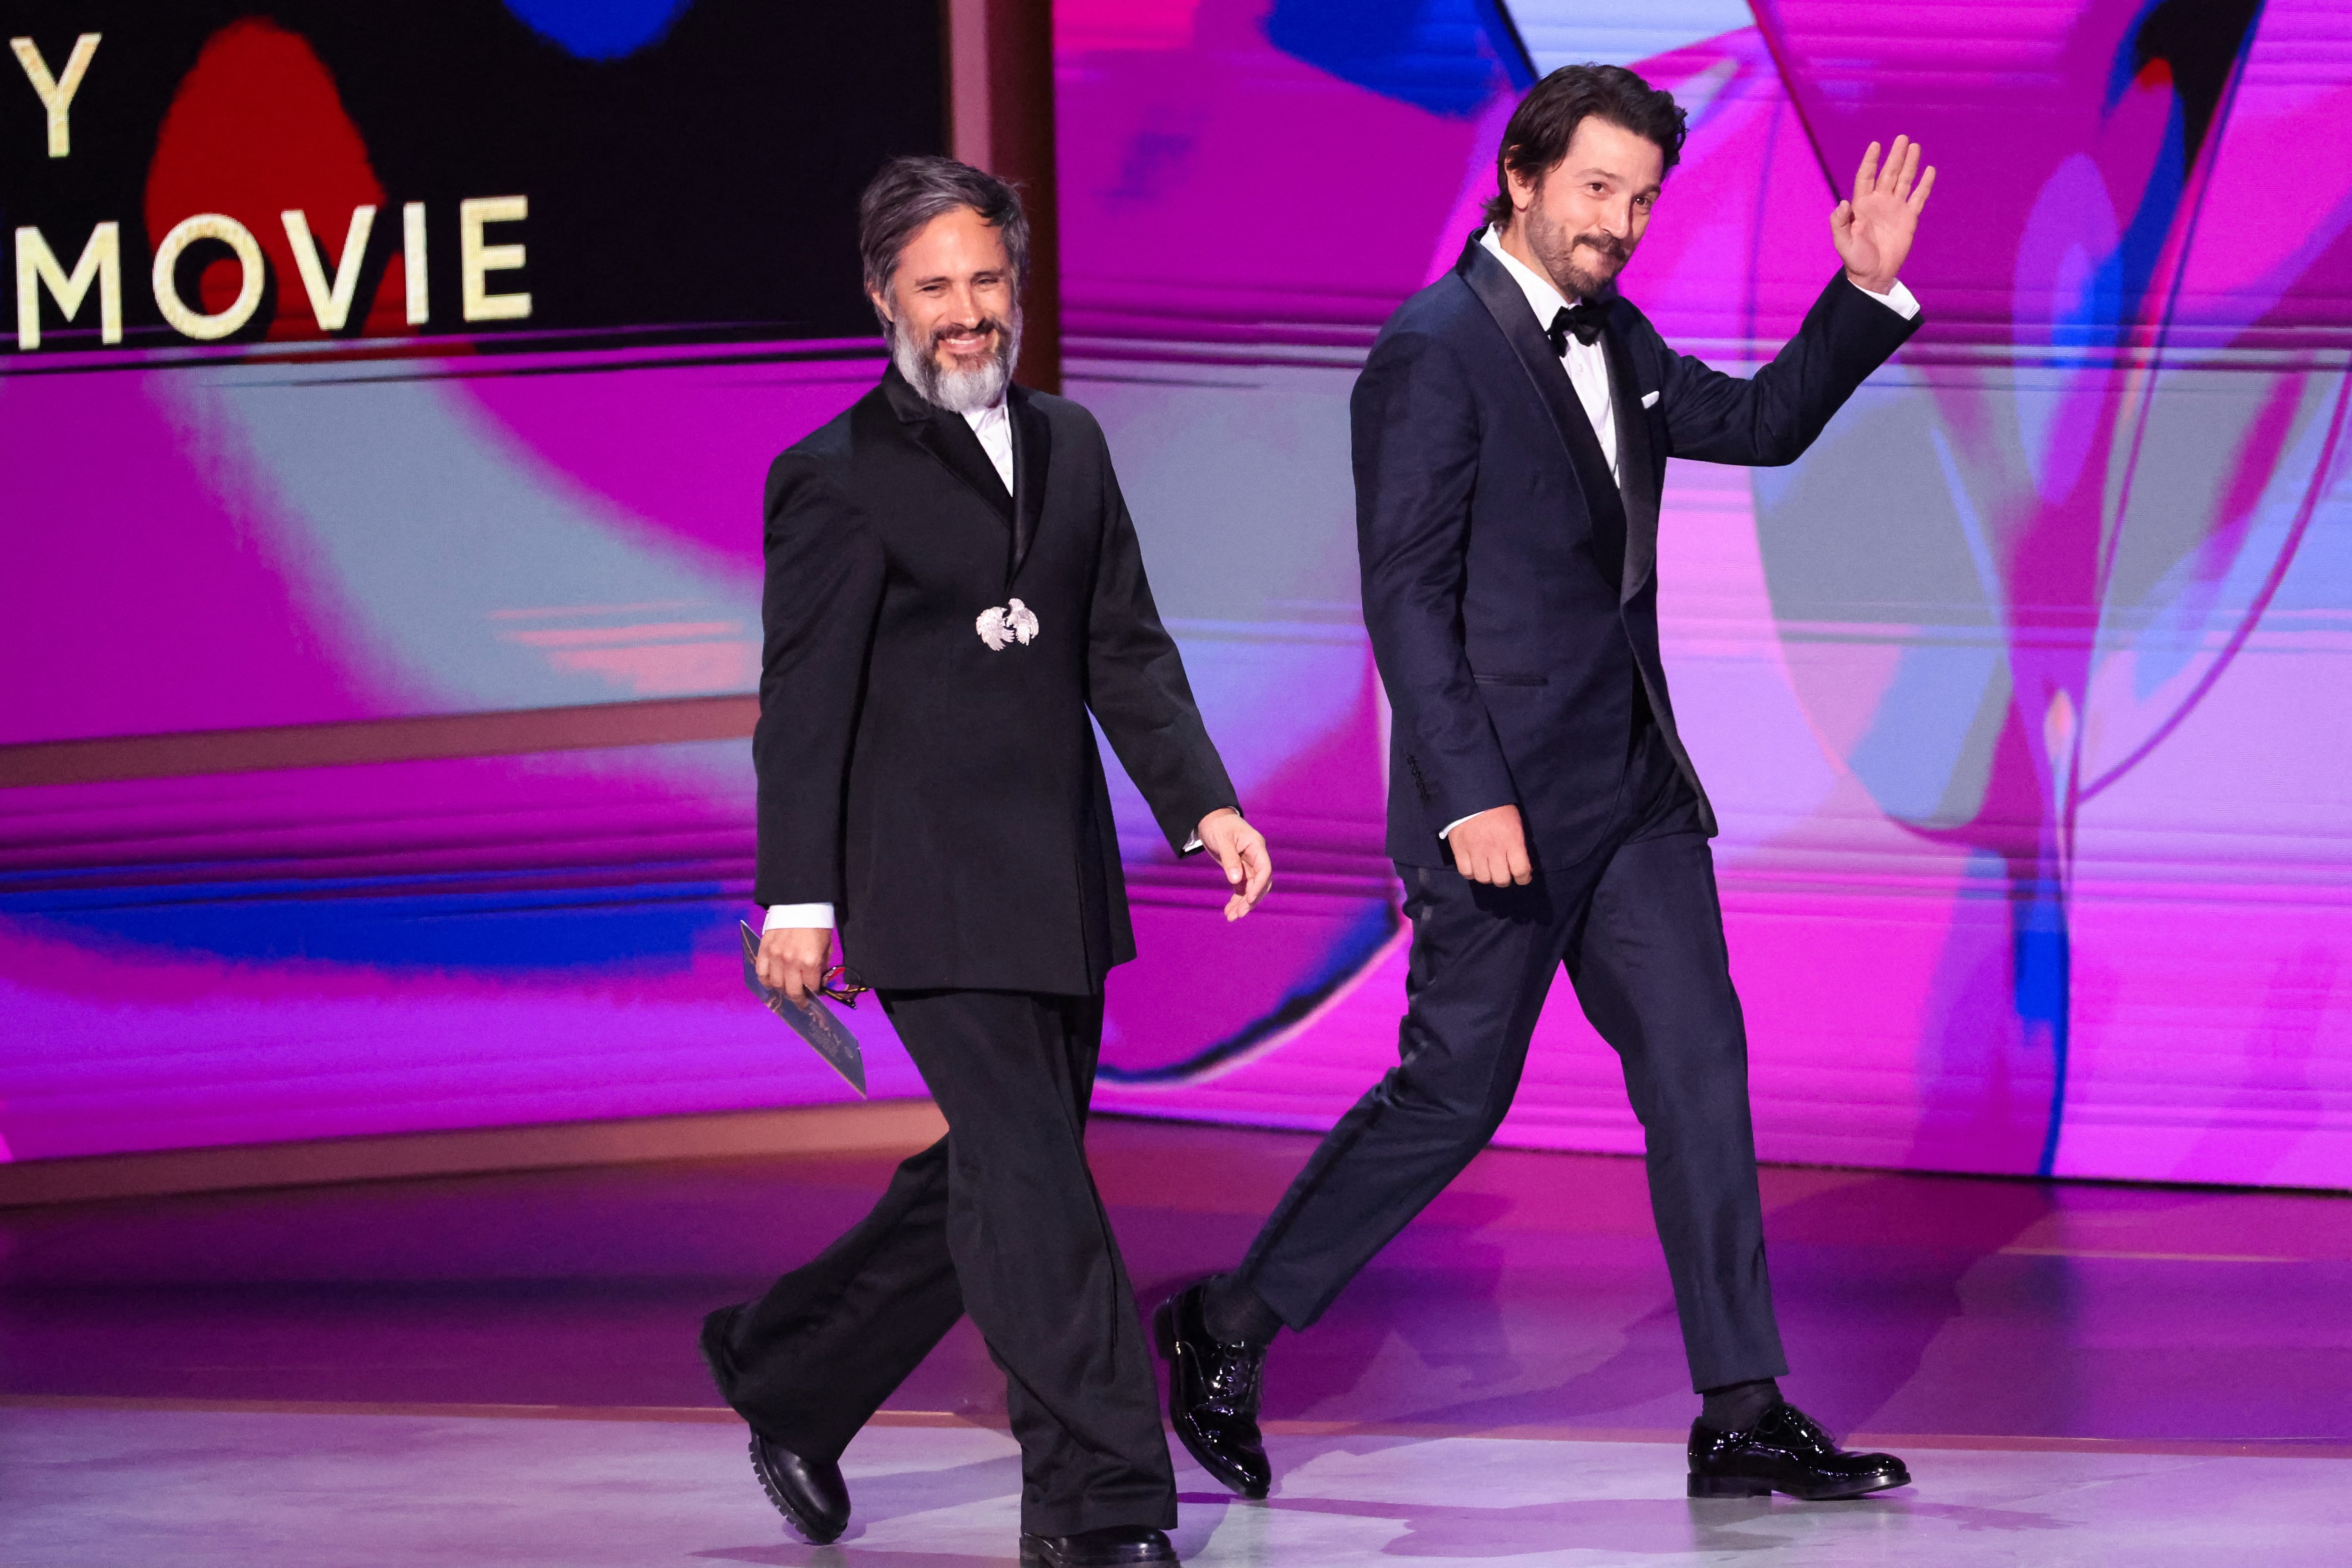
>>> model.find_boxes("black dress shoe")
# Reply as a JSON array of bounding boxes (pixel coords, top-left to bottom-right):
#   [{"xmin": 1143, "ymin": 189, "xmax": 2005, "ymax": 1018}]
[
  {"xmin": 1018, "ymin": 1525, "xmax": 1177, "ymax": 1566},
  {"xmin": 1687, "ymin": 1400, "xmax": 1910, "ymax": 1500},
  {"xmin": 1152, "ymin": 1281, "xmax": 1271, "ymax": 1499},
  {"xmin": 746, "ymin": 1431, "xmax": 851, "ymax": 1544},
  {"xmin": 696, "ymin": 1307, "xmax": 852, "ymax": 1541}
]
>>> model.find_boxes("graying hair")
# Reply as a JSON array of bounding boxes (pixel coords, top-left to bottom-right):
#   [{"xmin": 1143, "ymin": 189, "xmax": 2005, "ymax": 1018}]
[{"xmin": 858, "ymin": 155, "xmax": 1031, "ymax": 305}]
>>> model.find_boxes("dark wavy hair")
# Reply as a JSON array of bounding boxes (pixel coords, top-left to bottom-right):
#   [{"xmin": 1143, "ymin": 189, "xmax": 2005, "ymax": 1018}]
[
  {"xmin": 1481, "ymin": 64, "xmax": 1688, "ymax": 230},
  {"xmin": 857, "ymin": 155, "xmax": 1031, "ymax": 302}
]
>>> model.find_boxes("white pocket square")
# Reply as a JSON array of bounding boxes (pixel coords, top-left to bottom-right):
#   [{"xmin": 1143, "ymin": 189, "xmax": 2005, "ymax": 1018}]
[{"xmin": 1641, "ymin": 390, "xmax": 1660, "ymax": 409}]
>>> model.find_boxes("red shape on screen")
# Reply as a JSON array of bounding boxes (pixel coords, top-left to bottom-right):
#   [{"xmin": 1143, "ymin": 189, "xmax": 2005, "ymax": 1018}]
[{"xmin": 144, "ymin": 18, "xmax": 408, "ymax": 339}]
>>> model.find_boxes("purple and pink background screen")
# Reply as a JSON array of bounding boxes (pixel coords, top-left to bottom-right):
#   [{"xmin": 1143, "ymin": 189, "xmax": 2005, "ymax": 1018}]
[{"xmin": 4, "ymin": 0, "xmax": 2348, "ymax": 1191}]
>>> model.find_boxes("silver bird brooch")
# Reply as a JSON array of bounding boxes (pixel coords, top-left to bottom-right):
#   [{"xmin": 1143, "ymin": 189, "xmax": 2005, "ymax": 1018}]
[{"xmin": 976, "ymin": 598, "xmax": 1041, "ymax": 651}]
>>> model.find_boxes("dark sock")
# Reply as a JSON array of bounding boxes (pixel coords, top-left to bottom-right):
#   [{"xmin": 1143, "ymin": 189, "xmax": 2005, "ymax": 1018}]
[
  {"xmin": 1200, "ymin": 1272, "xmax": 1283, "ymax": 1347},
  {"xmin": 1700, "ymin": 1378, "xmax": 1781, "ymax": 1433}
]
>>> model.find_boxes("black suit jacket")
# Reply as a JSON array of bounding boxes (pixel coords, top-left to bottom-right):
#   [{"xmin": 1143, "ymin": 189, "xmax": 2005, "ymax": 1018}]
[
  {"xmin": 1357, "ymin": 236, "xmax": 1921, "ymax": 868},
  {"xmin": 752, "ymin": 367, "xmax": 1238, "ymax": 994}
]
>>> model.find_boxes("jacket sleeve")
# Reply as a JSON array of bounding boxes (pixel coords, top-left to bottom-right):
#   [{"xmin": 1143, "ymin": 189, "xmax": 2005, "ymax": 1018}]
[
  {"xmin": 1352, "ymin": 326, "xmax": 1515, "ymax": 837},
  {"xmin": 751, "ymin": 450, "xmax": 885, "ymax": 907},
  {"xmin": 1082, "ymin": 422, "xmax": 1240, "ymax": 855},
  {"xmin": 1652, "ymin": 271, "xmax": 1922, "ymax": 467}
]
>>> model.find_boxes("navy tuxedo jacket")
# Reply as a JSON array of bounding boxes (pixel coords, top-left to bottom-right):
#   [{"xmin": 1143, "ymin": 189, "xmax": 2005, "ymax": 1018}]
[
  {"xmin": 1357, "ymin": 236, "xmax": 1921, "ymax": 868},
  {"xmin": 752, "ymin": 366, "xmax": 1237, "ymax": 994}
]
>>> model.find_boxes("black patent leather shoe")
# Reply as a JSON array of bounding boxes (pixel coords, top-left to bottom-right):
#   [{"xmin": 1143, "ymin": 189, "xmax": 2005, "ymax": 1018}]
[
  {"xmin": 747, "ymin": 1431, "xmax": 851, "ymax": 1544},
  {"xmin": 1152, "ymin": 1280, "xmax": 1271, "ymax": 1499},
  {"xmin": 697, "ymin": 1306, "xmax": 852, "ymax": 1541},
  {"xmin": 1018, "ymin": 1525, "xmax": 1177, "ymax": 1566},
  {"xmin": 1687, "ymin": 1401, "xmax": 1910, "ymax": 1500}
]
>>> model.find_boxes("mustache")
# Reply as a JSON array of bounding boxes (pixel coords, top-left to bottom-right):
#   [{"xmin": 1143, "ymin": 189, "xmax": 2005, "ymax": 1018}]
[
  {"xmin": 930, "ymin": 316, "xmax": 1009, "ymax": 351},
  {"xmin": 1572, "ymin": 232, "xmax": 1629, "ymax": 265}
]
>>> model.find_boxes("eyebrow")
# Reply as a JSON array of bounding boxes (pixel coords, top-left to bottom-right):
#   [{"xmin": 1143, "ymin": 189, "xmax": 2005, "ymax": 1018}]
[
  {"xmin": 908, "ymin": 266, "xmax": 1004, "ymax": 287},
  {"xmin": 1570, "ymin": 166, "xmax": 1662, "ymax": 198}
]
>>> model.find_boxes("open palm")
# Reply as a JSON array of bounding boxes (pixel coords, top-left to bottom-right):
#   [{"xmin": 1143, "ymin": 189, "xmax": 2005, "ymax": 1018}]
[{"xmin": 1833, "ymin": 135, "xmax": 1935, "ymax": 293}]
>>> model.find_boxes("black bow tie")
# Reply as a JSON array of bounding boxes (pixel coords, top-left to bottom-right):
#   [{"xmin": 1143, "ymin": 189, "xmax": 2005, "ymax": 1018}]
[{"xmin": 1547, "ymin": 301, "xmax": 1606, "ymax": 353}]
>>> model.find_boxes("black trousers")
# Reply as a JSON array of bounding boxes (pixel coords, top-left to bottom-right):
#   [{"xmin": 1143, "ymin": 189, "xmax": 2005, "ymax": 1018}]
[
  {"xmin": 702, "ymin": 988, "xmax": 1175, "ymax": 1536},
  {"xmin": 1236, "ymin": 724, "xmax": 1789, "ymax": 1392}
]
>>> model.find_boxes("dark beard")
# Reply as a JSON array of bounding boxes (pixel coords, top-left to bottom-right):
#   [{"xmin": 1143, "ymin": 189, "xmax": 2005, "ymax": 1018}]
[
  {"xmin": 893, "ymin": 310, "xmax": 1022, "ymax": 413},
  {"xmin": 1527, "ymin": 208, "xmax": 1628, "ymax": 302}
]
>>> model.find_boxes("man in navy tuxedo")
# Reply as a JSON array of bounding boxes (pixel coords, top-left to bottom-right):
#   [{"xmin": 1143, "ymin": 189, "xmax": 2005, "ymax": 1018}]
[{"xmin": 1156, "ymin": 64, "xmax": 1937, "ymax": 1503}]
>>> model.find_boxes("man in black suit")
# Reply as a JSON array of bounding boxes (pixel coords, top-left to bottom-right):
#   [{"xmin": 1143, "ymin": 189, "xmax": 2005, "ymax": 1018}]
[
  {"xmin": 1157, "ymin": 66, "xmax": 1936, "ymax": 1502},
  {"xmin": 700, "ymin": 157, "xmax": 1271, "ymax": 1568}
]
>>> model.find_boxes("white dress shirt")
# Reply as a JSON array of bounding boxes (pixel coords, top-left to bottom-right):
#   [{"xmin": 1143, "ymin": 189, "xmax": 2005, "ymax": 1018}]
[
  {"xmin": 966, "ymin": 395, "xmax": 1013, "ymax": 492},
  {"xmin": 1438, "ymin": 228, "xmax": 1919, "ymax": 842},
  {"xmin": 764, "ymin": 398, "xmax": 1015, "ymax": 933},
  {"xmin": 1479, "ymin": 226, "xmax": 1620, "ymax": 480}
]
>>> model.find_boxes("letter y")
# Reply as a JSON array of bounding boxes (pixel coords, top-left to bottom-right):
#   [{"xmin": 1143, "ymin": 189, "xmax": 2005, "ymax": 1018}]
[{"xmin": 11, "ymin": 34, "xmax": 100, "ymax": 158}]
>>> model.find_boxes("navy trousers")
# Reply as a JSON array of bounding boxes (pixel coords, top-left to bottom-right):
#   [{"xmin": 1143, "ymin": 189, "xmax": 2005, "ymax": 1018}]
[{"xmin": 1236, "ymin": 723, "xmax": 1788, "ymax": 1392}]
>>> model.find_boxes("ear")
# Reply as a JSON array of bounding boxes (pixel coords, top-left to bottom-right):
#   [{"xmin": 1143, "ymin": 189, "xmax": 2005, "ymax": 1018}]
[
  {"xmin": 867, "ymin": 284, "xmax": 896, "ymax": 326},
  {"xmin": 1503, "ymin": 152, "xmax": 1539, "ymax": 213}
]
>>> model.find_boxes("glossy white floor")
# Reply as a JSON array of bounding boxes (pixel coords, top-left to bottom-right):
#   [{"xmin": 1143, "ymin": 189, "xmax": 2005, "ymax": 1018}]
[{"xmin": 7, "ymin": 1404, "xmax": 2347, "ymax": 1568}]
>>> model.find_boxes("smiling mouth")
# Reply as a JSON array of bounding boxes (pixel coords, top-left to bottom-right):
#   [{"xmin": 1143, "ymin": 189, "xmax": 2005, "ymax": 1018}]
[{"xmin": 934, "ymin": 325, "xmax": 997, "ymax": 358}]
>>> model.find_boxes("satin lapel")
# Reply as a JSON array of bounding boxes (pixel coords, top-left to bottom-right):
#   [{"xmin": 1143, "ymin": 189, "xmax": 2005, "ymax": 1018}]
[
  {"xmin": 1459, "ymin": 242, "xmax": 1595, "ymax": 479},
  {"xmin": 1602, "ymin": 309, "xmax": 1660, "ymax": 604},
  {"xmin": 882, "ymin": 366, "xmax": 1014, "ymax": 526},
  {"xmin": 1009, "ymin": 387, "xmax": 1051, "ymax": 582}
]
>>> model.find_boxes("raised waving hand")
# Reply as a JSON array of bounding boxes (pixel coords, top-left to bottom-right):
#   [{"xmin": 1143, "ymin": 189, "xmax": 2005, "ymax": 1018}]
[{"xmin": 1832, "ymin": 135, "xmax": 1935, "ymax": 294}]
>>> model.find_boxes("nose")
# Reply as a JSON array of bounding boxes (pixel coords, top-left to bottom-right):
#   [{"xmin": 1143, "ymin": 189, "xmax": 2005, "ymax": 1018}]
[{"xmin": 943, "ymin": 281, "xmax": 988, "ymax": 327}]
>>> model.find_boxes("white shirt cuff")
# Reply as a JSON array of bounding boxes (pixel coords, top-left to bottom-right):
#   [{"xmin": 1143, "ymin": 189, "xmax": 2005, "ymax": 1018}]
[
  {"xmin": 1439, "ymin": 809, "xmax": 1501, "ymax": 839},
  {"xmin": 1855, "ymin": 278, "xmax": 1921, "ymax": 319},
  {"xmin": 763, "ymin": 903, "xmax": 834, "ymax": 931}
]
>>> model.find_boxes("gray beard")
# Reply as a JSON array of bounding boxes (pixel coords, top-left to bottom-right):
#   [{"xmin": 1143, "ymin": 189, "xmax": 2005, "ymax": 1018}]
[{"xmin": 892, "ymin": 311, "xmax": 1022, "ymax": 414}]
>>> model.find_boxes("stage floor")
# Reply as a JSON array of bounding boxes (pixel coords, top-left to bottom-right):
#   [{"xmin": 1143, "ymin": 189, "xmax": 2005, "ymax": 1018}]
[
  {"xmin": 10, "ymin": 1404, "xmax": 2352, "ymax": 1568},
  {"xmin": 6, "ymin": 1115, "xmax": 2350, "ymax": 1564}
]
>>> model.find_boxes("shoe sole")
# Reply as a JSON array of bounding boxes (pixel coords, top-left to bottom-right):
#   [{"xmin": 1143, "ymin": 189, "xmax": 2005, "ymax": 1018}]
[
  {"xmin": 1018, "ymin": 1543, "xmax": 1176, "ymax": 1566},
  {"xmin": 1689, "ymin": 1467, "xmax": 1911, "ymax": 1501},
  {"xmin": 1152, "ymin": 1300, "xmax": 1271, "ymax": 1502},
  {"xmin": 749, "ymin": 1437, "xmax": 845, "ymax": 1545}
]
